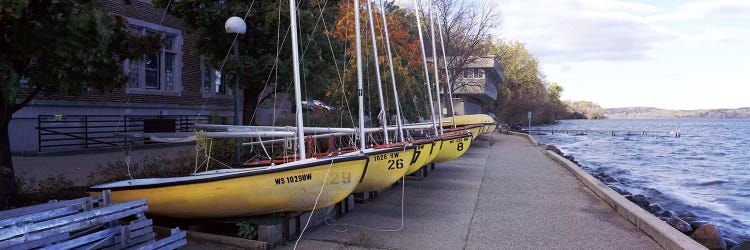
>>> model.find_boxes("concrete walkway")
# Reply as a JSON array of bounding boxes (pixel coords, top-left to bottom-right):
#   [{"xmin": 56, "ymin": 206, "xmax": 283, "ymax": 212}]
[{"xmin": 282, "ymin": 134, "xmax": 661, "ymax": 249}]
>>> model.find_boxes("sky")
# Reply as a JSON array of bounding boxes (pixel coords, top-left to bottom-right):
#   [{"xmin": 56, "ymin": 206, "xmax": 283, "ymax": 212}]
[{"xmin": 497, "ymin": 0, "xmax": 750, "ymax": 109}]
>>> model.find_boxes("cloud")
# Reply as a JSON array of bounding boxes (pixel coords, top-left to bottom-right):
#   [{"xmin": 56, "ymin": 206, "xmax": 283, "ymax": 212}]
[
  {"xmin": 500, "ymin": 0, "xmax": 677, "ymax": 63},
  {"xmin": 650, "ymin": 0, "xmax": 750, "ymax": 21}
]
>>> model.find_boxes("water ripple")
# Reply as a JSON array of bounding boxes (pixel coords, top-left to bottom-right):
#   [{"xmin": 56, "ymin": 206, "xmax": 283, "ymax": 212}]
[{"xmin": 533, "ymin": 118, "xmax": 750, "ymax": 241}]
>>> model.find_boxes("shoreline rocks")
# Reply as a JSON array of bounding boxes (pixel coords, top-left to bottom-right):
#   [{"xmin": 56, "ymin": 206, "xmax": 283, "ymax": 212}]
[
  {"xmin": 691, "ymin": 224, "xmax": 726, "ymax": 250},
  {"xmin": 667, "ymin": 216, "xmax": 693, "ymax": 234},
  {"xmin": 732, "ymin": 241, "xmax": 750, "ymax": 250}
]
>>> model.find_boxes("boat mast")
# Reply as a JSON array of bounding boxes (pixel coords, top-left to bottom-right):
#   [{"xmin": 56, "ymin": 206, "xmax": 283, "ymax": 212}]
[
  {"xmin": 413, "ymin": 0, "xmax": 439, "ymax": 136},
  {"xmin": 428, "ymin": 0, "xmax": 444, "ymax": 135},
  {"xmin": 436, "ymin": 5, "xmax": 457, "ymax": 129},
  {"xmin": 355, "ymin": 0, "xmax": 366, "ymax": 150},
  {"xmin": 378, "ymin": 0, "xmax": 405, "ymax": 142},
  {"xmin": 365, "ymin": 0, "xmax": 390, "ymax": 144},
  {"xmin": 288, "ymin": 0, "xmax": 307, "ymax": 159}
]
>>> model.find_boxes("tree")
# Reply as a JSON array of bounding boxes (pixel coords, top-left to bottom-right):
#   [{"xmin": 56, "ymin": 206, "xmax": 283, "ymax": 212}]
[
  {"xmin": 428, "ymin": 0, "xmax": 499, "ymax": 97},
  {"xmin": 547, "ymin": 82, "xmax": 563, "ymax": 101},
  {"xmin": 563, "ymin": 100, "xmax": 605, "ymax": 119},
  {"xmin": 0, "ymin": 0, "xmax": 159, "ymax": 208},
  {"xmin": 330, "ymin": 0, "xmax": 429, "ymax": 123},
  {"xmin": 489, "ymin": 40, "xmax": 567, "ymax": 124},
  {"xmin": 153, "ymin": 0, "xmax": 346, "ymax": 125},
  {"xmin": 547, "ymin": 81, "xmax": 567, "ymax": 118}
]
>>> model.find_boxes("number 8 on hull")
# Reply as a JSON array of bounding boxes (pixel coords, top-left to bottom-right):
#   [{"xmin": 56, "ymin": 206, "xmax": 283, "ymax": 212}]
[{"xmin": 432, "ymin": 132, "xmax": 473, "ymax": 163}]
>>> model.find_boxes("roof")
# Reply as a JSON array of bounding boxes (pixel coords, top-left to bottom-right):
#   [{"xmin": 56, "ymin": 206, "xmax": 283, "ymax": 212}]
[
  {"xmin": 462, "ymin": 56, "xmax": 496, "ymax": 68},
  {"xmin": 426, "ymin": 55, "xmax": 506, "ymax": 83},
  {"xmin": 426, "ymin": 55, "xmax": 496, "ymax": 68}
]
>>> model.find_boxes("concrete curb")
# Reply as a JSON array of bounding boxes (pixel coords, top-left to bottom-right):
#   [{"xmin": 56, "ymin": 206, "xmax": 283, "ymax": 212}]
[
  {"xmin": 508, "ymin": 131, "xmax": 539, "ymax": 146},
  {"xmin": 506, "ymin": 131, "xmax": 706, "ymax": 250}
]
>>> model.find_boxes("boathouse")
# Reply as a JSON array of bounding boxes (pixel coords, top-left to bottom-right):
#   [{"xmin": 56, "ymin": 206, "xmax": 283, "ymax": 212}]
[
  {"xmin": 450, "ymin": 55, "xmax": 505, "ymax": 116},
  {"xmin": 428, "ymin": 55, "xmax": 506, "ymax": 116}
]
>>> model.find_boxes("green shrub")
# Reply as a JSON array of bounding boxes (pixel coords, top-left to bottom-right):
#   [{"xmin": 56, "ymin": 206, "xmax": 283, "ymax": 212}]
[
  {"xmin": 14, "ymin": 174, "xmax": 86, "ymax": 207},
  {"xmin": 236, "ymin": 222, "xmax": 258, "ymax": 240},
  {"xmin": 87, "ymin": 150, "xmax": 199, "ymax": 185}
]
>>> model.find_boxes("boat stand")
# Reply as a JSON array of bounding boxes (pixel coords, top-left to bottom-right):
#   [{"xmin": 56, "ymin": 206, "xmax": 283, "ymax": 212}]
[{"xmin": 407, "ymin": 163, "xmax": 434, "ymax": 180}]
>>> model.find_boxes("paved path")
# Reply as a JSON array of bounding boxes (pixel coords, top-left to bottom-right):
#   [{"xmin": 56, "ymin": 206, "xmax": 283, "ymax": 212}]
[{"xmin": 281, "ymin": 134, "xmax": 661, "ymax": 249}]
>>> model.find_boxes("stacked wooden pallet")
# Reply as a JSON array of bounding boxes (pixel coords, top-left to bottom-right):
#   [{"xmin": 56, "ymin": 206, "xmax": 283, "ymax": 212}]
[{"xmin": 0, "ymin": 191, "xmax": 186, "ymax": 249}]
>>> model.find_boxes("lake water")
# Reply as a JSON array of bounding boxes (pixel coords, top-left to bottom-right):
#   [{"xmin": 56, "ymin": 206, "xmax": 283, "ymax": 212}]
[{"xmin": 532, "ymin": 119, "xmax": 749, "ymax": 241}]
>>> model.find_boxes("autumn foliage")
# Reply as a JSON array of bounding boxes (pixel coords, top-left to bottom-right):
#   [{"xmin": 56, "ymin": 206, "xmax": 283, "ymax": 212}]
[{"xmin": 329, "ymin": 0, "xmax": 429, "ymax": 122}]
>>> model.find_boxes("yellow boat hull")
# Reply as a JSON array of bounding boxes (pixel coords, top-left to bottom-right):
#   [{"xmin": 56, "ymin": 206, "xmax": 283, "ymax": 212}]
[
  {"xmin": 89, "ymin": 155, "xmax": 368, "ymax": 218},
  {"xmin": 442, "ymin": 114, "xmax": 496, "ymax": 135},
  {"xmin": 405, "ymin": 140, "xmax": 439, "ymax": 175},
  {"xmin": 353, "ymin": 145, "xmax": 415, "ymax": 193},
  {"xmin": 483, "ymin": 124, "xmax": 496, "ymax": 134},
  {"xmin": 432, "ymin": 133, "xmax": 473, "ymax": 163},
  {"xmin": 444, "ymin": 125, "xmax": 483, "ymax": 140}
]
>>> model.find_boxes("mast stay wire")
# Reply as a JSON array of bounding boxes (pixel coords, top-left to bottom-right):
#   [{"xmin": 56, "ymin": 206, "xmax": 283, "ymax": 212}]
[
  {"xmin": 322, "ymin": 0, "xmax": 410, "ymax": 233},
  {"xmin": 114, "ymin": 0, "xmax": 176, "ymax": 179},
  {"xmin": 324, "ymin": 144, "xmax": 410, "ymax": 232},
  {"xmin": 319, "ymin": 0, "xmax": 356, "ymax": 130},
  {"xmin": 251, "ymin": 0, "xmax": 355, "ymax": 130}
]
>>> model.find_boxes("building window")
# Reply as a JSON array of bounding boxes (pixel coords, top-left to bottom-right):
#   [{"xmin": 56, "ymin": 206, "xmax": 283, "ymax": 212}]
[
  {"xmin": 124, "ymin": 19, "xmax": 182, "ymax": 94},
  {"xmin": 461, "ymin": 68, "xmax": 487, "ymax": 79},
  {"xmin": 202, "ymin": 65, "xmax": 231, "ymax": 96}
]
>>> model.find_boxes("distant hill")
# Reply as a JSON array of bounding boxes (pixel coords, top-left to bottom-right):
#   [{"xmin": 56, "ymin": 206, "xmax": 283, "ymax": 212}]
[
  {"xmin": 562, "ymin": 100, "xmax": 606, "ymax": 119},
  {"xmin": 604, "ymin": 107, "xmax": 750, "ymax": 118}
]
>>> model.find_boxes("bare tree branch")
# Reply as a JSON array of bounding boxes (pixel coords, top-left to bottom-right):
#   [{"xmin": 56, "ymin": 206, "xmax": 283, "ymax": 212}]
[
  {"xmin": 423, "ymin": 0, "xmax": 499, "ymax": 92},
  {"xmin": 12, "ymin": 85, "xmax": 42, "ymax": 113}
]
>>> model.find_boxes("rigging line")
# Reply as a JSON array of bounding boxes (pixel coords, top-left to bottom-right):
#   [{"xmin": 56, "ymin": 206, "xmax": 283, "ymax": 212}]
[
  {"xmin": 320, "ymin": 15, "xmax": 355, "ymax": 128},
  {"xmin": 250, "ymin": 0, "xmax": 335, "ymax": 126},
  {"xmin": 259, "ymin": 0, "xmax": 325, "ymax": 94},
  {"xmin": 194, "ymin": 0, "xmax": 256, "ymax": 126},
  {"xmin": 217, "ymin": 1, "xmax": 256, "ymax": 75},
  {"xmin": 256, "ymin": 134, "xmax": 273, "ymax": 166},
  {"xmin": 428, "ymin": 0, "xmax": 444, "ymax": 134},
  {"xmin": 286, "ymin": 0, "xmax": 356, "ymax": 131},
  {"xmin": 250, "ymin": 0, "xmax": 333, "ymax": 127},
  {"xmin": 293, "ymin": 159, "xmax": 336, "ymax": 250},
  {"xmin": 114, "ymin": 0, "xmax": 176, "ymax": 169},
  {"xmin": 363, "ymin": 23, "xmax": 374, "ymax": 132},
  {"xmin": 272, "ymin": 0, "xmax": 282, "ymax": 157},
  {"xmin": 365, "ymin": 48, "xmax": 373, "ymax": 132},
  {"xmin": 264, "ymin": 0, "xmax": 332, "ymax": 98},
  {"xmin": 325, "ymin": 144, "xmax": 409, "ymax": 232},
  {"xmin": 436, "ymin": 8, "xmax": 456, "ymax": 127},
  {"xmin": 397, "ymin": 37, "xmax": 426, "ymax": 122},
  {"xmin": 413, "ymin": 0, "xmax": 439, "ymax": 136},
  {"xmin": 157, "ymin": 0, "xmax": 173, "ymax": 26},
  {"xmin": 365, "ymin": 0, "xmax": 389, "ymax": 144}
]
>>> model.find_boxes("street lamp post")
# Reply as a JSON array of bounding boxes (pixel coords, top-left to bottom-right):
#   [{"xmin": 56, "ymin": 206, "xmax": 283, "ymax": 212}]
[{"xmin": 225, "ymin": 16, "xmax": 246, "ymax": 167}]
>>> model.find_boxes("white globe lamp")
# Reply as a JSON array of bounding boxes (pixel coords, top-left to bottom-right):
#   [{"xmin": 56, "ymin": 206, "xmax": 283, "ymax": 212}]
[{"xmin": 225, "ymin": 16, "xmax": 246, "ymax": 34}]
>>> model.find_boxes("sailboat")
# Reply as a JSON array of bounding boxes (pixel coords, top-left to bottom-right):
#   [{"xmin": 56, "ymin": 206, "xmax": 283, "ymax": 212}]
[
  {"xmin": 88, "ymin": 0, "xmax": 369, "ymax": 219},
  {"xmin": 442, "ymin": 114, "xmax": 498, "ymax": 135},
  {"xmin": 346, "ymin": 0, "xmax": 415, "ymax": 193},
  {"xmin": 412, "ymin": 0, "xmax": 474, "ymax": 164}
]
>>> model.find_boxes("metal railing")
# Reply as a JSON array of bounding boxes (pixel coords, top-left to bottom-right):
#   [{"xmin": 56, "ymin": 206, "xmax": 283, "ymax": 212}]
[{"xmin": 36, "ymin": 115, "xmax": 212, "ymax": 152}]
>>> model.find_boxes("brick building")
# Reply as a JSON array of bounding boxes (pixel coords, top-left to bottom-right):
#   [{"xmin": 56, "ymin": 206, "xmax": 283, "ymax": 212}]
[{"xmin": 9, "ymin": 0, "xmax": 234, "ymax": 153}]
